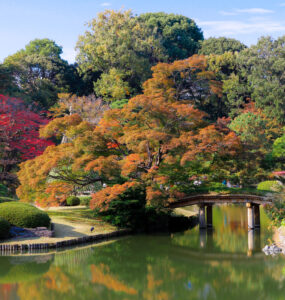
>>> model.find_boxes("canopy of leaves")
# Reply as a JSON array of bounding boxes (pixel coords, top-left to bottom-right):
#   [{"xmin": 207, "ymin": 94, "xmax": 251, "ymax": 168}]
[
  {"xmin": 17, "ymin": 55, "xmax": 240, "ymax": 209},
  {"xmin": 93, "ymin": 68, "xmax": 130, "ymax": 102},
  {"xmin": 228, "ymin": 103, "xmax": 282, "ymax": 183},
  {"xmin": 76, "ymin": 10, "xmax": 165, "ymax": 98},
  {"xmin": 199, "ymin": 37, "xmax": 246, "ymax": 55},
  {"xmin": 223, "ymin": 36, "xmax": 285, "ymax": 124},
  {"xmin": 138, "ymin": 12, "xmax": 204, "ymax": 61},
  {"xmin": 3, "ymin": 39, "xmax": 81, "ymax": 108},
  {"xmin": 0, "ymin": 94, "xmax": 53, "ymax": 188}
]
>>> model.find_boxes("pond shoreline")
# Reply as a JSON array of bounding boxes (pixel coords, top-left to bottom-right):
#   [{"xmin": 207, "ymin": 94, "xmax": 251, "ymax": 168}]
[{"xmin": 0, "ymin": 228, "xmax": 131, "ymax": 254}]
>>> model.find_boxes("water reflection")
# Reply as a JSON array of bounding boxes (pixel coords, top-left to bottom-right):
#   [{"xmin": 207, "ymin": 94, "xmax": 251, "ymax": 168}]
[{"xmin": 0, "ymin": 205, "xmax": 284, "ymax": 300}]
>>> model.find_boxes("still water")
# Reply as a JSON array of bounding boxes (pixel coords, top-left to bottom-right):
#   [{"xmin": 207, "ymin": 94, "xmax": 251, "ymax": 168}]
[{"xmin": 0, "ymin": 205, "xmax": 284, "ymax": 300}]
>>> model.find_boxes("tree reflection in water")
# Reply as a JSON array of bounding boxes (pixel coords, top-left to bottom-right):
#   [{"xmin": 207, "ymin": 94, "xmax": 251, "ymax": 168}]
[{"xmin": 0, "ymin": 205, "xmax": 284, "ymax": 300}]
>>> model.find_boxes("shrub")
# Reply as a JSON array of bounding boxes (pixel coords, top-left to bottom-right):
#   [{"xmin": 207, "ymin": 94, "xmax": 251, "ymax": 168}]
[
  {"xmin": 66, "ymin": 196, "xmax": 80, "ymax": 206},
  {"xmin": 264, "ymin": 200, "xmax": 285, "ymax": 227},
  {"xmin": 78, "ymin": 196, "xmax": 92, "ymax": 206},
  {"xmin": 0, "ymin": 218, "xmax": 10, "ymax": 239},
  {"xmin": 95, "ymin": 185, "xmax": 147, "ymax": 230},
  {"xmin": 257, "ymin": 181, "xmax": 282, "ymax": 192},
  {"xmin": 0, "ymin": 202, "xmax": 50, "ymax": 228}
]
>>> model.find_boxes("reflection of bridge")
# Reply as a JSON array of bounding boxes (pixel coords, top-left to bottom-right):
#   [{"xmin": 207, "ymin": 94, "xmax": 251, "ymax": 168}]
[
  {"xmin": 169, "ymin": 194, "xmax": 272, "ymax": 229},
  {"xmin": 174, "ymin": 229, "xmax": 264, "ymax": 259}
]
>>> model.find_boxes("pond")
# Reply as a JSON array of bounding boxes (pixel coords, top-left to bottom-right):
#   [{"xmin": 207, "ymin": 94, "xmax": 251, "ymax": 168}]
[{"xmin": 0, "ymin": 205, "xmax": 284, "ymax": 300}]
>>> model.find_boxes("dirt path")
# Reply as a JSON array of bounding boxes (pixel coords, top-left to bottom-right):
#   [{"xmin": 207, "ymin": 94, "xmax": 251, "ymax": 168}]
[{"xmin": 1, "ymin": 216, "xmax": 117, "ymax": 245}]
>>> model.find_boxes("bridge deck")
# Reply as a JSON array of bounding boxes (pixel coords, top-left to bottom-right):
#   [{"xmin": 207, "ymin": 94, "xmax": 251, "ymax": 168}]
[{"xmin": 169, "ymin": 194, "xmax": 271, "ymax": 208}]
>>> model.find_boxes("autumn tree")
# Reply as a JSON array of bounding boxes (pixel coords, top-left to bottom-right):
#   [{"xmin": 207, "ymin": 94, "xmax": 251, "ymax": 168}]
[
  {"xmin": 0, "ymin": 95, "xmax": 53, "ymax": 189},
  {"xmin": 17, "ymin": 55, "xmax": 240, "ymax": 210}
]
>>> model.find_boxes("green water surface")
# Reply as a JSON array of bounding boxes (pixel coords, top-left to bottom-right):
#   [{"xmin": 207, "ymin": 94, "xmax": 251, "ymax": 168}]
[{"xmin": 0, "ymin": 205, "xmax": 284, "ymax": 300}]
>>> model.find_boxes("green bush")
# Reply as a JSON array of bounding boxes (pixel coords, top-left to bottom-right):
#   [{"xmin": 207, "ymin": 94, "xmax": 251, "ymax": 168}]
[
  {"xmin": 66, "ymin": 196, "xmax": 80, "ymax": 206},
  {"xmin": 0, "ymin": 202, "xmax": 50, "ymax": 228},
  {"xmin": 95, "ymin": 186, "xmax": 147, "ymax": 230},
  {"xmin": 0, "ymin": 218, "xmax": 10, "ymax": 239},
  {"xmin": 78, "ymin": 196, "xmax": 92, "ymax": 206},
  {"xmin": 257, "ymin": 181, "xmax": 282, "ymax": 192}
]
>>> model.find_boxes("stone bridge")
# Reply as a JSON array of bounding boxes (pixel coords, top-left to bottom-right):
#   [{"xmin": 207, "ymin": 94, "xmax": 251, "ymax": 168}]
[{"xmin": 169, "ymin": 194, "xmax": 272, "ymax": 229}]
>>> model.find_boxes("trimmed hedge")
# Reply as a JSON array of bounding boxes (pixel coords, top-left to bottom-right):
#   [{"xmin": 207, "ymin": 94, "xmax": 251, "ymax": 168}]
[
  {"xmin": 66, "ymin": 196, "xmax": 80, "ymax": 206},
  {"xmin": 257, "ymin": 180, "xmax": 283, "ymax": 192},
  {"xmin": 0, "ymin": 218, "xmax": 10, "ymax": 239},
  {"xmin": 78, "ymin": 196, "xmax": 92, "ymax": 206},
  {"xmin": 0, "ymin": 202, "xmax": 50, "ymax": 228}
]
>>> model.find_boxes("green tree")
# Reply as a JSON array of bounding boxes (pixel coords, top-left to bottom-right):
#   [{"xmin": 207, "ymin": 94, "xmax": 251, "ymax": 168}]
[
  {"xmin": 138, "ymin": 12, "xmax": 203, "ymax": 61},
  {"xmin": 272, "ymin": 134, "xmax": 285, "ymax": 160},
  {"xmin": 239, "ymin": 36, "xmax": 285, "ymax": 124},
  {"xmin": 76, "ymin": 10, "xmax": 165, "ymax": 98},
  {"xmin": 199, "ymin": 37, "xmax": 246, "ymax": 55},
  {"xmin": 229, "ymin": 108, "xmax": 281, "ymax": 183},
  {"xmin": 222, "ymin": 36, "xmax": 285, "ymax": 123},
  {"xmin": 94, "ymin": 68, "xmax": 130, "ymax": 102},
  {"xmin": 76, "ymin": 10, "xmax": 204, "ymax": 100},
  {"xmin": 0, "ymin": 64, "xmax": 16, "ymax": 95},
  {"xmin": 3, "ymin": 38, "xmax": 81, "ymax": 108}
]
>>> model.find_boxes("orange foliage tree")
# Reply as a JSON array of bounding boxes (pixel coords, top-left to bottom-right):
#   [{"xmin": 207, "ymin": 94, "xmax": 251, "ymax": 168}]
[{"xmin": 17, "ymin": 55, "xmax": 240, "ymax": 209}]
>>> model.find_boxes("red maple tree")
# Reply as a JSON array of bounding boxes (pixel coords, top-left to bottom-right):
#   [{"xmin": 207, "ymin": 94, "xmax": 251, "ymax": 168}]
[{"xmin": 0, "ymin": 94, "xmax": 53, "ymax": 186}]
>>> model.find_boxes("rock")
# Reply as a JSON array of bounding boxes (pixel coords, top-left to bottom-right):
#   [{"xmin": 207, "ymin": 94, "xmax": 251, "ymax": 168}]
[{"xmin": 262, "ymin": 244, "xmax": 283, "ymax": 256}]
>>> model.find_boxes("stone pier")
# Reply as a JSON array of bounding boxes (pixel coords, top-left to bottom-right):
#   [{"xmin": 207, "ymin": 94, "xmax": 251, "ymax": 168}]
[
  {"xmin": 246, "ymin": 202, "xmax": 255, "ymax": 229},
  {"xmin": 199, "ymin": 204, "xmax": 206, "ymax": 229},
  {"xmin": 206, "ymin": 205, "xmax": 213, "ymax": 228}
]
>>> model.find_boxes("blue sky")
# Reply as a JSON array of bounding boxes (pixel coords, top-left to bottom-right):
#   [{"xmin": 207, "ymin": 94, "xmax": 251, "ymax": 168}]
[{"xmin": 0, "ymin": 0, "xmax": 284, "ymax": 63}]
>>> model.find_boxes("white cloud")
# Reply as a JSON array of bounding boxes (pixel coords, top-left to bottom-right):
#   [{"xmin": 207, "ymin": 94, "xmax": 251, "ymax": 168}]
[
  {"xmin": 236, "ymin": 8, "xmax": 274, "ymax": 14},
  {"xmin": 280, "ymin": 3, "xmax": 285, "ymax": 6},
  {"xmin": 101, "ymin": 2, "xmax": 111, "ymax": 7},
  {"xmin": 220, "ymin": 8, "xmax": 274, "ymax": 16},
  {"xmin": 199, "ymin": 20, "xmax": 285, "ymax": 36}
]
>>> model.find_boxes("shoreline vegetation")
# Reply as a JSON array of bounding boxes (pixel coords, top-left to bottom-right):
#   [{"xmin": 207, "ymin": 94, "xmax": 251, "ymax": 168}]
[
  {"xmin": 0, "ymin": 206, "xmax": 128, "ymax": 253},
  {"xmin": 0, "ymin": 206, "xmax": 198, "ymax": 254}
]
